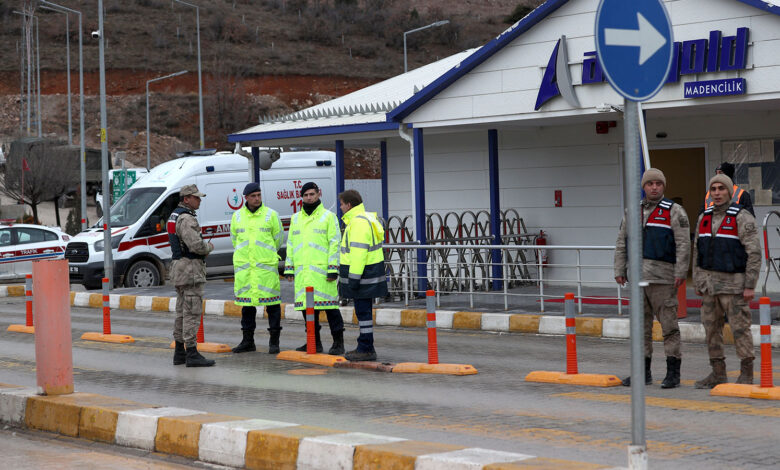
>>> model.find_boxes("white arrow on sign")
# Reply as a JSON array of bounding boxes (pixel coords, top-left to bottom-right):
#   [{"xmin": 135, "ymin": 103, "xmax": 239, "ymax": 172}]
[{"xmin": 604, "ymin": 12, "xmax": 667, "ymax": 66}]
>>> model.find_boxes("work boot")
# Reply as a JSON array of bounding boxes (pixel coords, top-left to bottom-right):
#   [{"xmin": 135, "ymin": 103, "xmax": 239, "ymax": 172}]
[
  {"xmin": 295, "ymin": 326, "xmax": 323, "ymax": 353},
  {"xmin": 622, "ymin": 357, "xmax": 652, "ymax": 386},
  {"xmin": 345, "ymin": 348, "xmax": 377, "ymax": 362},
  {"xmin": 173, "ymin": 341, "xmax": 186, "ymax": 366},
  {"xmin": 185, "ymin": 346, "xmax": 215, "ymax": 367},
  {"xmin": 268, "ymin": 328, "xmax": 281, "ymax": 354},
  {"xmin": 661, "ymin": 356, "xmax": 681, "ymax": 389},
  {"xmin": 695, "ymin": 358, "xmax": 727, "ymax": 389},
  {"xmin": 736, "ymin": 358, "xmax": 754, "ymax": 384},
  {"xmin": 328, "ymin": 330, "xmax": 345, "ymax": 356},
  {"xmin": 232, "ymin": 329, "xmax": 256, "ymax": 353}
]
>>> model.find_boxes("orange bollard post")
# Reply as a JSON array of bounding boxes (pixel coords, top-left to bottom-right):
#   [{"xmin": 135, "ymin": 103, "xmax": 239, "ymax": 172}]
[
  {"xmin": 564, "ymin": 293, "xmax": 578, "ymax": 375},
  {"xmin": 306, "ymin": 287, "xmax": 316, "ymax": 355},
  {"xmin": 197, "ymin": 314, "xmax": 206, "ymax": 343},
  {"xmin": 759, "ymin": 297, "xmax": 774, "ymax": 389},
  {"xmin": 711, "ymin": 296, "xmax": 780, "ymax": 399},
  {"xmin": 81, "ymin": 278, "xmax": 134, "ymax": 344},
  {"xmin": 33, "ymin": 259, "xmax": 73, "ymax": 395},
  {"xmin": 525, "ymin": 292, "xmax": 621, "ymax": 387},
  {"xmin": 426, "ymin": 290, "xmax": 439, "ymax": 365},
  {"xmin": 7, "ymin": 274, "xmax": 35, "ymax": 334},
  {"xmin": 676, "ymin": 280, "xmax": 687, "ymax": 319}
]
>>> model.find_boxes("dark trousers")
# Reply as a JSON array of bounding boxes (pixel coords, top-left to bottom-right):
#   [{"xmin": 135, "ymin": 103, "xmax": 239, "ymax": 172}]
[
  {"xmin": 241, "ymin": 304, "xmax": 282, "ymax": 331},
  {"xmin": 354, "ymin": 298, "xmax": 374, "ymax": 352},
  {"xmin": 297, "ymin": 308, "xmax": 344, "ymax": 335}
]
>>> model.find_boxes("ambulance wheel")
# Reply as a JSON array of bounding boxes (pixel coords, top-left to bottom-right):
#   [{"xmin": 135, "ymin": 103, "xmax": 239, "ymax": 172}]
[{"xmin": 125, "ymin": 261, "xmax": 160, "ymax": 288}]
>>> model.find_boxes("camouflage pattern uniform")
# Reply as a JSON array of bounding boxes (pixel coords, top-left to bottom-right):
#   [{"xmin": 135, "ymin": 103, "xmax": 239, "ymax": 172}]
[
  {"xmin": 614, "ymin": 199, "xmax": 690, "ymax": 358},
  {"xmin": 171, "ymin": 204, "xmax": 213, "ymax": 348},
  {"xmin": 693, "ymin": 205, "xmax": 761, "ymax": 362}
]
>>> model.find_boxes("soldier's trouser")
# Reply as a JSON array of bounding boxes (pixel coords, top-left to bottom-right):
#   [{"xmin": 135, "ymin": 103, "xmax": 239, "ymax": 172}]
[
  {"xmin": 701, "ymin": 293, "xmax": 755, "ymax": 361},
  {"xmin": 642, "ymin": 283, "xmax": 681, "ymax": 359},
  {"xmin": 174, "ymin": 282, "xmax": 204, "ymax": 348},
  {"xmin": 297, "ymin": 309, "xmax": 344, "ymax": 334},
  {"xmin": 241, "ymin": 304, "xmax": 282, "ymax": 331},
  {"xmin": 354, "ymin": 298, "xmax": 374, "ymax": 352}
]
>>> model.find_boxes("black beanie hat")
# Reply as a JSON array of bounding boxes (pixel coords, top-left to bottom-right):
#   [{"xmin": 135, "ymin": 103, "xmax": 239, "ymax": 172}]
[
  {"xmin": 301, "ymin": 182, "xmax": 319, "ymax": 194},
  {"xmin": 243, "ymin": 182, "xmax": 261, "ymax": 196},
  {"xmin": 716, "ymin": 162, "xmax": 735, "ymax": 179}
]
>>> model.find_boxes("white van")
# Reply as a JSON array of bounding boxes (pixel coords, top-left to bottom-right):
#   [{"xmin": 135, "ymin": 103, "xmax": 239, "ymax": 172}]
[{"xmin": 65, "ymin": 149, "xmax": 336, "ymax": 289}]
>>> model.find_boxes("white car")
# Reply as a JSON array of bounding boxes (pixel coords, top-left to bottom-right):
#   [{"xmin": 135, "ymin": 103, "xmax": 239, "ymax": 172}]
[{"xmin": 0, "ymin": 224, "xmax": 70, "ymax": 282}]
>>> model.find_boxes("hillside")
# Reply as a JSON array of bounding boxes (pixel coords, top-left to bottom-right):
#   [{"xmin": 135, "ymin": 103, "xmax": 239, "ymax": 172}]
[{"xmin": 1, "ymin": 0, "xmax": 543, "ymax": 170}]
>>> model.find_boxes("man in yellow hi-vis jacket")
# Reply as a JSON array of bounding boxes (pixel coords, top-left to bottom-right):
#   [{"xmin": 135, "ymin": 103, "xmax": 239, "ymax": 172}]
[
  {"xmin": 230, "ymin": 182, "xmax": 283, "ymax": 354},
  {"xmin": 338, "ymin": 189, "xmax": 387, "ymax": 362},
  {"xmin": 284, "ymin": 182, "xmax": 344, "ymax": 355}
]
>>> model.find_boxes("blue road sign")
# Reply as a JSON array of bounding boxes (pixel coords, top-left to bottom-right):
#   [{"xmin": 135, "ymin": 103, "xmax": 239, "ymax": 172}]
[{"xmin": 595, "ymin": 0, "xmax": 674, "ymax": 102}]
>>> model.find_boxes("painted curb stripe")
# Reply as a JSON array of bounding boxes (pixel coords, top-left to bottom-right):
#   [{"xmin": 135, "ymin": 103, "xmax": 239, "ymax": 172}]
[
  {"xmin": 115, "ymin": 407, "xmax": 205, "ymax": 450},
  {"xmin": 198, "ymin": 418, "xmax": 299, "ymax": 468},
  {"xmin": 297, "ymin": 432, "xmax": 407, "ymax": 470}
]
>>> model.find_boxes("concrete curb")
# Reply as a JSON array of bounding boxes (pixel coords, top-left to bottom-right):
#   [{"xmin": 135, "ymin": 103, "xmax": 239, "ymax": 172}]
[
  {"xmin": 3, "ymin": 285, "xmax": 779, "ymax": 347},
  {"xmin": 0, "ymin": 383, "xmax": 613, "ymax": 469}
]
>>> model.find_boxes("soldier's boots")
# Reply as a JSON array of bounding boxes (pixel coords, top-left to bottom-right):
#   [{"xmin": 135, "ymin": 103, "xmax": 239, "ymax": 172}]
[
  {"xmin": 345, "ymin": 348, "xmax": 377, "ymax": 362},
  {"xmin": 328, "ymin": 330, "xmax": 345, "ymax": 356},
  {"xmin": 295, "ymin": 326, "xmax": 323, "ymax": 353},
  {"xmin": 232, "ymin": 329, "xmax": 256, "ymax": 353},
  {"xmin": 622, "ymin": 357, "xmax": 652, "ymax": 386},
  {"xmin": 736, "ymin": 358, "xmax": 754, "ymax": 384},
  {"xmin": 268, "ymin": 328, "xmax": 281, "ymax": 354},
  {"xmin": 185, "ymin": 347, "xmax": 216, "ymax": 367},
  {"xmin": 694, "ymin": 358, "xmax": 727, "ymax": 389},
  {"xmin": 660, "ymin": 356, "xmax": 681, "ymax": 389},
  {"xmin": 173, "ymin": 341, "xmax": 186, "ymax": 366}
]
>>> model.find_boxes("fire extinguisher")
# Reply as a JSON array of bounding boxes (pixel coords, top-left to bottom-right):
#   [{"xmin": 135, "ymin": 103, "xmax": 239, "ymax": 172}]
[{"xmin": 535, "ymin": 230, "xmax": 548, "ymax": 265}]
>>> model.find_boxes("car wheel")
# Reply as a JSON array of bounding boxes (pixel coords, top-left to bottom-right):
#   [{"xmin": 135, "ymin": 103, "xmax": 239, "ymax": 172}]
[{"xmin": 125, "ymin": 260, "xmax": 160, "ymax": 288}]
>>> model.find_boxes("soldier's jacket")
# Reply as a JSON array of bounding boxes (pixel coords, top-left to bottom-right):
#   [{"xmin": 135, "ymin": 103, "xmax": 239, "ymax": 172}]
[
  {"xmin": 614, "ymin": 198, "xmax": 691, "ymax": 284},
  {"xmin": 170, "ymin": 209, "xmax": 213, "ymax": 286},
  {"xmin": 693, "ymin": 203, "xmax": 761, "ymax": 295}
]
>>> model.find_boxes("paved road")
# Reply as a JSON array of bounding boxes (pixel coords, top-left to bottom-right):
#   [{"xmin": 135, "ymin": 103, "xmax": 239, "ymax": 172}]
[{"xmin": 1, "ymin": 297, "xmax": 779, "ymax": 469}]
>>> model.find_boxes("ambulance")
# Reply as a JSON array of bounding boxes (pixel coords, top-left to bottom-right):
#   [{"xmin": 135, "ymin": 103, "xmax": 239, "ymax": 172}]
[{"xmin": 65, "ymin": 149, "xmax": 337, "ymax": 289}]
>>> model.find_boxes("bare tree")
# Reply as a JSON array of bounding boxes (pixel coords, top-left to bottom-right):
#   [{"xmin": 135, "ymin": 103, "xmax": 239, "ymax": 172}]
[
  {"xmin": 1, "ymin": 138, "xmax": 79, "ymax": 223},
  {"xmin": 207, "ymin": 42, "xmax": 250, "ymax": 133}
]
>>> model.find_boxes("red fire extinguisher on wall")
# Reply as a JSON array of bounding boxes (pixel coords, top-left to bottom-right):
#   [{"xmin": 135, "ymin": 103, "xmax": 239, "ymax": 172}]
[{"xmin": 535, "ymin": 230, "xmax": 548, "ymax": 265}]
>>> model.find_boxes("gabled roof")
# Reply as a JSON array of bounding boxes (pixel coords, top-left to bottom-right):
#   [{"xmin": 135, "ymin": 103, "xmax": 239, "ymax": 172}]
[
  {"xmin": 386, "ymin": 0, "xmax": 780, "ymax": 123},
  {"xmin": 228, "ymin": 49, "xmax": 475, "ymax": 143}
]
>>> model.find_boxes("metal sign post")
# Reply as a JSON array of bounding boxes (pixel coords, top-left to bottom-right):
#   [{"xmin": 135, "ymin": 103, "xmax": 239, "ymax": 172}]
[{"xmin": 595, "ymin": 1, "xmax": 673, "ymax": 468}]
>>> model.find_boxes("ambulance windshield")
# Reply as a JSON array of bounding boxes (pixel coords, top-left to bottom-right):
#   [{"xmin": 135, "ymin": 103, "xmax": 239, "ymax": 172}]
[{"xmin": 107, "ymin": 187, "xmax": 165, "ymax": 227}]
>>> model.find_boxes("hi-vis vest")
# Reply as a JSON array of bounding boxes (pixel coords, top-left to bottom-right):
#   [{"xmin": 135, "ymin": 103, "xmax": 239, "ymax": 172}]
[
  {"xmin": 230, "ymin": 204, "xmax": 282, "ymax": 306},
  {"xmin": 339, "ymin": 203, "xmax": 388, "ymax": 299},
  {"xmin": 643, "ymin": 198, "xmax": 676, "ymax": 264},
  {"xmin": 704, "ymin": 185, "xmax": 745, "ymax": 210},
  {"xmin": 697, "ymin": 203, "xmax": 747, "ymax": 273},
  {"xmin": 284, "ymin": 203, "xmax": 340, "ymax": 310},
  {"xmin": 167, "ymin": 206, "xmax": 204, "ymax": 260}
]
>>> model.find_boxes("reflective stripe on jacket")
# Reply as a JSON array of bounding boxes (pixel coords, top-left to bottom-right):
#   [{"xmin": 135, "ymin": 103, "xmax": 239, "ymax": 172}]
[
  {"xmin": 230, "ymin": 204, "xmax": 282, "ymax": 306},
  {"xmin": 339, "ymin": 203, "xmax": 388, "ymax": 299},
  {"xmin": 284, "ymin": 204, "xmax": 340, "ymax": 309}
]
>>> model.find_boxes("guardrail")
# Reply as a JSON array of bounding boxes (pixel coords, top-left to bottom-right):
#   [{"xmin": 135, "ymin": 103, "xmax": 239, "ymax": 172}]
[{"xmin": 384, "ymin": 243, "xmax": 622, "ymax": 313}]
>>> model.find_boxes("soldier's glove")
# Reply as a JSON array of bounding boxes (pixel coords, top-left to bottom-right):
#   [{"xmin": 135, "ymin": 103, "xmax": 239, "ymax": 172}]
[
  {"xmin": 348, "ymin": 278, "xmax": 360, "ymax": 291},
  {"xmin": 327, "ymin": 273, "xmax": 338, "ymax": 281}
]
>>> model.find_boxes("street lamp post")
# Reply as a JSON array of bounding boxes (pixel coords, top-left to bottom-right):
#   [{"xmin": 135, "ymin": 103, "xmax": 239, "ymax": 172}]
[
  {"xmin": 174, "ymin": 0, "xmax": 204, "ymax": 149},
  {"xmin": 40, "ymin": 0, "xmax": 87, "ymax": 230},
  {"xmin": 146, "ymin": 70, "xmax": 188, "ymax": 170},
  {"xmin": 13, "ymin": 10, "xmax": 37, "ymax": 135},
  {"xmin": 97, "ymin": 0, "xmax": 113, "ymax": 287},
  {"xmin": 403, "ymin": 20, "xmax": 449, "ymax": 73},
  {"xmin": 39, "ymin": 5, "xmax": 73, "ymax": 145}
]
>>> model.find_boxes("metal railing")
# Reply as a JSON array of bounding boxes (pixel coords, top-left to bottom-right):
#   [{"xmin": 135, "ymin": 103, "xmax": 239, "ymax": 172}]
[{"xmin": 384, "ymin": 243, "xmax": 623, "ymax": 313}]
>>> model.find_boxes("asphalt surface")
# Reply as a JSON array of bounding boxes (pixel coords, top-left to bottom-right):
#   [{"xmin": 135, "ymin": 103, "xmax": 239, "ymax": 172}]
[{"xmin": 2, "ymin": 297, "xmax": 780, "ymax": 469}]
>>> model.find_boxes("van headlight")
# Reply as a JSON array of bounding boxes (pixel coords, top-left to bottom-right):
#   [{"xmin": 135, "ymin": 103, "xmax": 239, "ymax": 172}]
[{"xmin": 94, "ymin": 234, "xmax": 124, "ymax": 252}]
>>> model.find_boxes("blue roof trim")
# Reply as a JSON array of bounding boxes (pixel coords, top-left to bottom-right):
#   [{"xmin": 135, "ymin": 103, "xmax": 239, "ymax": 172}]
[
  {"xmin": 228, "ymin": 121, "xmax": 400, "ymax": 143},
  {"xmin": 386, "ymin": 0, "xmax": 571, "ymax": 123},
  {"xmin": 737, "ymin": 0, "xmax": 780, "ymax": 14}
]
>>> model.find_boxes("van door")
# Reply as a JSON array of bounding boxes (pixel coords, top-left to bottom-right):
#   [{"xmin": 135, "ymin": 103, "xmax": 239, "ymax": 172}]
[
  {"xmin": 261, "ymin": 170, "xmax": 337, "ymax": 232},
  {"xmin": 196, "ymin": 172, "xmax": 249, "ymax": 271}
]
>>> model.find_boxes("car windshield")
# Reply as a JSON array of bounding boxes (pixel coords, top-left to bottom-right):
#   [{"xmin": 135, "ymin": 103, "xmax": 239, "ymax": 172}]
[{"xmin": 103, "ymin": 187, "xmax": 165, "ymax": 228}]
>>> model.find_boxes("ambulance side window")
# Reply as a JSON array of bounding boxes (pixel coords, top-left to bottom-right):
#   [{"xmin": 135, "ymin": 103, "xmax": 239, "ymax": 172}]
[{"xmin": 137, "ymin": 193, "xmax": 180, "ymax": 237}]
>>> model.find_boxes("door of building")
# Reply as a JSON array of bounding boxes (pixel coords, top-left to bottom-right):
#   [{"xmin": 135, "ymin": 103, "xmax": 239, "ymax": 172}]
[{"xmin": 649, "ymin": 147, "xmax": 706, "ymax": 236}]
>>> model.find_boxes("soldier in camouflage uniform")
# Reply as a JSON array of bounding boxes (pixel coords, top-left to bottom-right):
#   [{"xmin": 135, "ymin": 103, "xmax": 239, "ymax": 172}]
[
  {"xmin": 615, "ymin": 168, "xmax": 690, "ymax": 388},
  {"xmin": 693, "ymin": 173, "xmax": 761, "ymax": 388},
  {"xmin": 168, "ymin": 184, "xmax": 215, "ymax": 367}
]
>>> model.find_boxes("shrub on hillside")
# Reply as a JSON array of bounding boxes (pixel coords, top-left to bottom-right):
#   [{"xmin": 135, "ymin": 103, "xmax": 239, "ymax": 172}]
[{"xmin": 504, "ymin": 3, "xmax": 534, "ymax": 24}]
